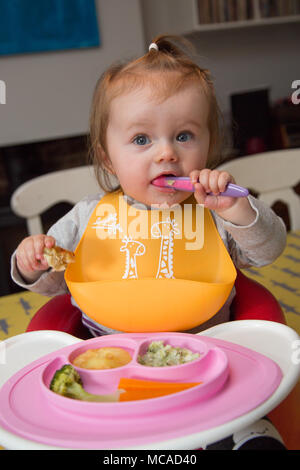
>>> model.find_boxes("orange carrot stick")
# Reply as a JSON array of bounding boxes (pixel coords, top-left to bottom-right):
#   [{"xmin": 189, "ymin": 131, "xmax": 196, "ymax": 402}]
[{"xmin": 118, "ymin": 377, "xmax": 201, "ymax": 401}]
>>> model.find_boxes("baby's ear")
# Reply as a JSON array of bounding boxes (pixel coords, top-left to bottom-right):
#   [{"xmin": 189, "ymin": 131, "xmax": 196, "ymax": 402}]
[{"xmin": 97, "ymin": 144, "xmax": 115, "ymax": 175}]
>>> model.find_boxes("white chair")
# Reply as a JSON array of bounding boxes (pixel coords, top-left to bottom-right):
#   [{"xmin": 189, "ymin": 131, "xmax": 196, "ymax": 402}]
[
  {"xmin": 10, "ymin": 166, "xmax": 114, "ymax": 235},
  {"xmin": 216, "ymin": 148, "xmax": 300, "ymax": 231}
]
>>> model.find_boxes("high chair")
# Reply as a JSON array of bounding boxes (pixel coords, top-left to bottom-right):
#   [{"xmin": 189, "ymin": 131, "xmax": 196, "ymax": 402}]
[{"xmin": 10, "ymin": 156, "xmax": 299, "ymax": 449}]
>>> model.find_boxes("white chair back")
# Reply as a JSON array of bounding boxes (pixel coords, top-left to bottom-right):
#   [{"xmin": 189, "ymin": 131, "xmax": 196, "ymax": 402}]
[
  {"xmin": 217, "ymin": 149, "xmax": 300, "ymax": 230},
  {"xmin": 10, "ymin": 166, "xmax": 109, "ymax": 234}
]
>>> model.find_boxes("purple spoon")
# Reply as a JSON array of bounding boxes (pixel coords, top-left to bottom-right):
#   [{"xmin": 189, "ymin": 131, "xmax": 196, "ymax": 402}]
[{"xmin": 152, "ymin": 176, "xmax": 249, "ymax": 197}]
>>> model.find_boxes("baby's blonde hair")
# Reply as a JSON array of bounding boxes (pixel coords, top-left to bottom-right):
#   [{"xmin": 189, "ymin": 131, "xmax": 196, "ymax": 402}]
[{"xmin": 88, "ymin": 34, "xmax": 223, "ymax": 192}]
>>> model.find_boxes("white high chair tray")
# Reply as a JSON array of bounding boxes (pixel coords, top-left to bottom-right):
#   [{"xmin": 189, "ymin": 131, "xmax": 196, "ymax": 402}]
[{"xmin": 0, "ymin": 320, "xmax": 299, "ymax": 450}]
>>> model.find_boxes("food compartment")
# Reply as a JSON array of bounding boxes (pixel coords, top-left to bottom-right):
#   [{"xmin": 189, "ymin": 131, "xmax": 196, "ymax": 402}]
[
  {"xmin": 36, "ymin": 334, "xmax": 230, "ymax": 418},
  {"xmin": 133, "ymin": 335, "xmax": 211, "ymax": 381},
  {"xmin": 42, "ymin": 356, "xmax": 68, "ymax": 389},
  {"xmin": 68, "ymin": 337, "xmax": 136, "ymax": 368},
  {"xmin": 40, "ymin": 357, "xmax": 126, "ymax": 417},
  {"xmin": 41, "ymin": 337, "xmax": 137, "ymax": 400}
]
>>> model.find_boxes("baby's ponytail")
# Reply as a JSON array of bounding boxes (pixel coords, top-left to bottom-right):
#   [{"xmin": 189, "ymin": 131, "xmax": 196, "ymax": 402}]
[{"xmin": 147, "ymin": 34, "xmax": 194, "ymax": 57}]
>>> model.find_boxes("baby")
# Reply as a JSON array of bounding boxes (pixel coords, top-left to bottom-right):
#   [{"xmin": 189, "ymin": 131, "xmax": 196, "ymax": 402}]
[
  {"xmin": 11, "ymin": 34, "xmax": 287, "ymax": 450},
  {"xmin": 12, "ymin": 35, "xmax": 286, "ymax": 335}
]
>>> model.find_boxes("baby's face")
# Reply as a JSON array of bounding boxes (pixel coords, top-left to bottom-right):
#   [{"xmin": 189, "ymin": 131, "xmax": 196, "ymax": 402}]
[{"xmin": 104, "ymin": 79, "xmax": 210, "ymax": 207}]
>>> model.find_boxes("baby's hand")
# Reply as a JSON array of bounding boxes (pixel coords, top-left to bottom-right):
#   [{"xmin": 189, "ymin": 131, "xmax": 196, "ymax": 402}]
[
  {"xmin": 16, "ymin": 235, "xmax": 56, "ymax": 281},
  {"xmin": 190, "ymin": 169, "xmax": 237, "ymax": 212},
  {"xmin": 190, "ymin": 168, "xmax": 256, "ymax": 225}
]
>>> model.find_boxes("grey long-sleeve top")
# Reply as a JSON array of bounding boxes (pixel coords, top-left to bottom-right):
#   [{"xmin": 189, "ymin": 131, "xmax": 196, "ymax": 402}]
[{"xmin": 10, "ymin": 193, "xmax": 286, "ymax": 333}]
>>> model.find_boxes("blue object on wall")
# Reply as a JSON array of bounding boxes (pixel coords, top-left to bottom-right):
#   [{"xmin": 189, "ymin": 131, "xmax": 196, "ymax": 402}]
[{"xmin": 0, "ymin": 0, "xmax": 100, "ymax": 55}]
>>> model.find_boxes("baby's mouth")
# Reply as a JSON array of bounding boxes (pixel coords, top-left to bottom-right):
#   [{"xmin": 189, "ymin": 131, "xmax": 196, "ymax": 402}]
[
  {"xmin": 151, "ymin": 175, "xmax": 179, "ymax": 194},
  {"xmin": 151, "ymin": 173, "xmax": 178, "ymax": 185}
]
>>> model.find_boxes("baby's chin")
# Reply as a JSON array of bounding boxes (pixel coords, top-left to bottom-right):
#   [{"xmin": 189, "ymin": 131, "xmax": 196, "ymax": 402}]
[
  {"xmin": 145, "ymin": 188, "xmax": 191, "ymax": 209},
  {"xmin": 122, "ymin": 184, "xmax": 191, "ymax": 208},
  {"xmin": 150, "ymin": 201, "xmax": 182, "ymax": 209}
]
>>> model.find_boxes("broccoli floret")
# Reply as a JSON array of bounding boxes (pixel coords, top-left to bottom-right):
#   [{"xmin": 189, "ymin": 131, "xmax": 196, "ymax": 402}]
[{"xmin": 49, "ymin": 364, "xmax": 121, "ymax": 402}]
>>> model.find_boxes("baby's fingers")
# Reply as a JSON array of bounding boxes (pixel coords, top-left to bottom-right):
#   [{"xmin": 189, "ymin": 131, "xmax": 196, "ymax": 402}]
[
  {"xmin": 16, "ymin": 250, "xmax": 33, "ymax": 274},
  {"xmin": 217, "ymin": 171, "xmax": 235, "ymax": 193},
  {"xmin": 16, "ymin": 242, "xmax": 41, "ymax": 272},
  {"xmin": 44, "ymin": 236, "xmax": 56, "ymax": 248},
  {"xmin": 199, "ymin": 170, "xmax": 235, "ymax": 195},
  {"xmin": 189, "ymin": 170, "xmax": 208, "ymax": 204},
  {"xmin": 189, "ymin": 170, "xmax": 201, "ymax": 185},
  {"xmin": 193, "ymin": 182, "xmax": 207, "ymax": 205},
  {"xmin": 16, "ymin": 235, "xmax": 56, "ymax": 273},
  {"xmin": 34, "ymin": 235, "xmax": 55, "ymax": 262}
]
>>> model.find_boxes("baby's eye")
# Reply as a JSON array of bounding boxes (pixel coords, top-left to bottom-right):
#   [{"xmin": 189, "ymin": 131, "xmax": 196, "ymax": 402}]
[
  {"xmin": 177, "ymin": 132, "xmax": 193, "ymax": 142},
  {"xmin": 133, "ymin": 135, "xmax": 150, "ymax": 146}
]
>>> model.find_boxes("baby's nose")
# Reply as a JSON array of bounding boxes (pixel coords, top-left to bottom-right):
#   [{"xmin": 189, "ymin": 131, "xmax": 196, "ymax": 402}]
[{"xmin": 154, "ymin": 144, "xmax": 178, "ymax": 163}]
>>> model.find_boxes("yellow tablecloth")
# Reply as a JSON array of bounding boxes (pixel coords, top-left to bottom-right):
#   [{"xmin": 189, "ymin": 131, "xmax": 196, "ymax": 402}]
[{"xmin": 0, "ymin": 291, "xmax": 50, "ymax": 341}]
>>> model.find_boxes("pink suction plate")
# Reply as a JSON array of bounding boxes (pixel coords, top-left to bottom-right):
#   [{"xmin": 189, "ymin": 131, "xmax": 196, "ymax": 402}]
[{"xmin": 0, "ymin": 332, "xmax": 282, "ymax": 449}]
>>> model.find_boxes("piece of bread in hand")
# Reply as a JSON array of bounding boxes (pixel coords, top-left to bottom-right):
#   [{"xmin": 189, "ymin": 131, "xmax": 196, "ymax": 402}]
[{"xmin": 43, "ymin": 246, "xmax": 75, "ymax": 272}]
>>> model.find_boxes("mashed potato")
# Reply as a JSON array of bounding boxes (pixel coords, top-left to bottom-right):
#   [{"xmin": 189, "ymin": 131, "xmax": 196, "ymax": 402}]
[
  {"xmin": 72, "ymin": 347, "xmax": 132, "ymax": 369},
  {"xmin": 138, "ymin": 341, "xmax": 200, "ymax": 367}
]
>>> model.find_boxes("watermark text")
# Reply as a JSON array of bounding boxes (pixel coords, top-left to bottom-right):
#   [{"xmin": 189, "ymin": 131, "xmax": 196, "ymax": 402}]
[
  {"xmin": 93, "ymin": 196, "xmax": 204, "ymax": 250},
  {"xmin": 291, "ymin": 339, "xmax": 300, "ymax": 365},
  {"xmin": 0, "ymin": 79, "xmax": 6, "ymax": 104},
  {"xmin": 0, "ymin": 340, "xmax": 6, "ymax": 365},
  {"xmin": 291, "ymin": 80, "xmax": 300, "ymax": 105}
]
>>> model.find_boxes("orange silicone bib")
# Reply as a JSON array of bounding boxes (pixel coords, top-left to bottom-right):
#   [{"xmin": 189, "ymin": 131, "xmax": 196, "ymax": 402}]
[{"xmin": 65, "ymin": 190, "xmax": 236, "ymax": 332}]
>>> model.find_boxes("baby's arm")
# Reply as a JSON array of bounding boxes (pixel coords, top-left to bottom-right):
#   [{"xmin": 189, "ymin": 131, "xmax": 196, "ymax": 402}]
[
  {"xmin": 11, "ymin": 192, "xmax": 102, "ymax": 296},
  {"xmin": 214, "ymin": 195, "xmax": 286, "ymax": 269},
  {"xmin": 15, "ymin": 234, "xmax": 56, "ymax": 284}
]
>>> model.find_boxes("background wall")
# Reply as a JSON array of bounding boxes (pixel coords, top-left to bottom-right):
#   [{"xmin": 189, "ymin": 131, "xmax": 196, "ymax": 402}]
[
  {"xmin": 0, "ymin": 0, "xmax": 146, "ymax": 147},
  {"xmin": 1, "ymin": 0, "xmax": 299, "ymax": 148},
  {"xmin": 186, "ymin": 23, "xmax": 300, "ymax": 114},
  {"xmin": 141, "ymin": 0, "xmax": 300, "ymax": 117}
]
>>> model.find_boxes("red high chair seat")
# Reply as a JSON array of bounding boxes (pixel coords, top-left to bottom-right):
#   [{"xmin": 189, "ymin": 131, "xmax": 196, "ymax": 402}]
[
  {"xmin": 26, "ymin": 292, "xmax": 91, "ymax": 339},
  {"xmin": 230, "ymin": 269, "xmax": 286, "ymax": 323}
]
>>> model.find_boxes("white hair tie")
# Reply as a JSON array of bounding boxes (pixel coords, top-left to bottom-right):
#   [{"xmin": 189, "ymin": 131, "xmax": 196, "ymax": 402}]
[{"xmin": 149, "ymin": 43, "xmax": 159, "ymax": 52}]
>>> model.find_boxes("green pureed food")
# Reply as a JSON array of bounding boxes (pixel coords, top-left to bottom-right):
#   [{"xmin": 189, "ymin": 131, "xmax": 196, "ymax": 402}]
[{"xmin": 138, "ymin": 341, "xmax": 200, "ymax": 367}]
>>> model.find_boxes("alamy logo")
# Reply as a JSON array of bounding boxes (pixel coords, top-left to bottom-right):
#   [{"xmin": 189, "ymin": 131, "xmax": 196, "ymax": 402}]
[
  {"xmin": 291, "ymin": 339, "xmax": 300, "ymax": 365},
  {"xmin": 291, "ymin": 80, "xmax": 300, "ymax": 105},
  {"xmin": 92, "ymin": 196, "xmax": 204, "ymax": 250},
  {"xmin": 0, "ymin": 80, "xmax": 6, "ymax": 104},
  {"xmin": 0, "ymin": 340, "xmax": 6, "ymax": 364}
]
